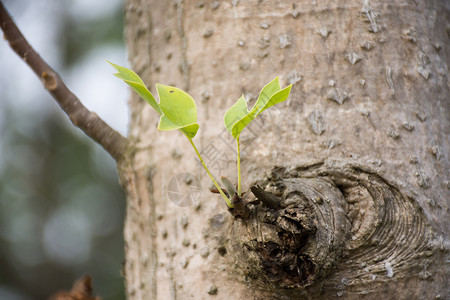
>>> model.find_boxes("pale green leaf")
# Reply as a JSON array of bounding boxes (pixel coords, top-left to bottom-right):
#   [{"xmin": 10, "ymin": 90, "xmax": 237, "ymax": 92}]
[
  {"xmin": 223, "ymin": 95, "xmax": 249, "ymax": 135},
  {"xmin": 157, "ymin": 115, "xmax": 199, "ymax": 139},
  {"xmin": 156, "ymin": 83, "xmax": 199, "ymax": 138},
  {"xmin": 251, "ymin": 77, "xmax": 282, "ymax": 111},
  {"xmin": 230, "ymin": 106, "xmax": 260, "ymax": 138},
  {"xmin": 223, "ymin": 77, "xmax": 293, "ymax": 139},
  {"xmin": 108, "ymin": 61, "xmax": 162, "ymax": 115},
  {"xmin": 257, "ymin": 83, "xmax": 292, "ymax": 114}
]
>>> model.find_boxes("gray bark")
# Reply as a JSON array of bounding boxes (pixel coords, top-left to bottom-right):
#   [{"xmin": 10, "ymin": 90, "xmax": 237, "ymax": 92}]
[{"xmin": 119, "ymin": 0, "xmax": 449, "ymax": 299}]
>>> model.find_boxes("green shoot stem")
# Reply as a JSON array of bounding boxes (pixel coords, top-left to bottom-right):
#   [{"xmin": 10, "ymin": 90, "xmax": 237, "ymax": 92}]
[
  {"xmin": 188, "ymin": 137, "xmax": 233, "ymax": 208},
  {"xmin": 237, "ymin": 136, "xmax": 242, "ymax": 197}
]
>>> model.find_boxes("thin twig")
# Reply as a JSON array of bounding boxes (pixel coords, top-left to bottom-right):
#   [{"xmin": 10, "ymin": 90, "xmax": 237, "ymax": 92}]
[{"xmin": 0, "ymin": 2, "xmax": 127, "ymax": 161}]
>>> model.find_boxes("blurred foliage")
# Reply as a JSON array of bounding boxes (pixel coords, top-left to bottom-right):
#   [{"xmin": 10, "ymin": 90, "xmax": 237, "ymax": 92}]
[
  {"xmin": 0, "ymin": 110, "xmax": 125, "ymax": 300},
  {"xmin": 60, "ymin": 6, "xmax": 124, "ymax": 67},
  {"xmin": 0, "ymin": 1, "xmax": 126, "ymax": 299}
]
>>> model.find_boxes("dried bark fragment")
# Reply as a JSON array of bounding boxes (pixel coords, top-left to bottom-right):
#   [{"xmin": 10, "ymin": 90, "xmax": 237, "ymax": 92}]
[
  {"xmin": 203, "ymin": 28, "xmax": 214, "ymax": 38},
  {"xmin": 258, "ymin": 50, "xmax": 269, "ymax": 58},
  {"xmin": 258, "ymin": 36, "xmax": 270, "ymax": 49},
  {"xmin": 318, "ymin": 28, "xmax": 331, "ymax": 38},
  {"xmin": 260, "ymin": 22, "xmax": 270, "ymax": 29},
  {"xmin": 211, "ymin": 1, "xmax": 220, "ymax": 10},
  {"xmin": 323, "ymin": 139, "xmax": 342, "ymax": 149},
  {"xmin": 386, "ymin": 67, "xmax": 395, "ymax": 95},
  {"xmin": 200, "ymin": 246, "xmax": 210, "ymax": 258},
  {"xmin": 416, "ymin": 171, "xmax": 431, "ymax": 188},
  {"xmin": 345, "ymin": 53, "xmax": 362, "ymax": 65},
  {"xmin": 326, "ymin": 87, "xmax": 349, "ymax": 105},
  {"xmin": 49, "ymin": 276, "xmax": 100, "ymax": 300},
  {"xmin": 428, "ymin": 146, "xmax": 442, "ymax": 160},
  {"xmin": 386, "ymin": 128, "xmax": 400, "ymax": 139},
  {"xmin": 291, "ymin": 10, "xmax": 300, "ymax": 19},
  {"xmin": 360, "ymin": 41, "xmax": 374, "ymax": 50},
  {"xmin": 287, "ymin": 70, "xmax": 302, "ymax": 85},
  {"xmin": 207, "ymin": 285, "xmax": 218, "ymax": 295},
  {"xmin": 180, "ymin": 257, "xmax": 189, "ymax": 268},
  {"xmin": 361, "ymin": 0, "xmax": 381, "ymax": 33},
  {"xmin": 417, "ymin": 53, "xmax": 432, "ymax": 79},
  {"xmin": 414, "ymin": 111, "xmax": 427, "ymax": 122},
  {"xmin": 402, "ymin": 121, "xmax": 414, "ymax": 131},
  {"xmin": 308, "ymin": 109, "xmax": 325, "ymax": 135},
  {"xmin": 402, "ymin": 27, "xmax": 417, "ymax": 43},
  {"xmin": 409, "ymin": 156, "xmax": 419, "ymax": 164},
  {"xmin": 278, "ymin": 34, "xmax": 292, "ymax": 48},
  {"xmin": 239, "ymin": 62, "xmax": 250, "ymax": 70}
]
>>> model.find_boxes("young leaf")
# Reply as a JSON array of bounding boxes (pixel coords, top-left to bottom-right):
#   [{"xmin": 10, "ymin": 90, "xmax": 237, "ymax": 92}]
[
  {"xmin": 108, "ymin": 61, "xmax": 162, "ymax": 115},
  {"xmin": 221, "ymin": 176, "xmax": 236, "ymax": 199},
  {"xmin": 255, "ymin": 83, "xmax": 292, "ymax": 116},
  {"xmin": 254, "ymin": 77, "xmax": 282, "ymax": 111},
  {"xmin": 156, "ymin": 83, "xmax": 199, "ymax": 139},
  {"xmin": 109, "ymin": 62, "xmax": 231, "ymax": 207},
  {"xmin": 224, "ymin": 77, "xmax": 292, "ymax": 139},
  {"xmin": 252, "ymin": 77, "xmax": 291, "ymax": 115},
  {"xmin": 157, "ymin": 115, "xmax": 200, "ymax": 138},
  {"xmin": 223, "ymin": 95, "xmax": 249, "ymax": 135},
  {"xmin": 229, "ymin": 106, "xmax": 260, "ymax": 139}
]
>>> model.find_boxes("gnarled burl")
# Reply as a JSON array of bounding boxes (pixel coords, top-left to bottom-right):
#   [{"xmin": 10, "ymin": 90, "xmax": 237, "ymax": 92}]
[{"xmin": 230, "ymin": 160, "xmax": 432, "ymax": 297}]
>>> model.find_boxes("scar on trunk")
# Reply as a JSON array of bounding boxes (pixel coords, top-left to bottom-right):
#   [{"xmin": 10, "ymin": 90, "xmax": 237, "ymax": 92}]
[{"xmin": 229, "ymin": 160, "xmax": 432, "ymax": 291}]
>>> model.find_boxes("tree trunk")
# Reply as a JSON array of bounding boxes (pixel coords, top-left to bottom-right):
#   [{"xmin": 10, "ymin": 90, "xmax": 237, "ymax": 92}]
[{"xmin": 119, "ymin": 0, "xmax": 449, "ymax": 299}]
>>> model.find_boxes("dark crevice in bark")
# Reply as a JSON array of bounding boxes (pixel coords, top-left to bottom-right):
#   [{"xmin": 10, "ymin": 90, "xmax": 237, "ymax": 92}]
[
  {"xmin": 250, "ymin": 205, "xmax": 318, "ymax": 288},
  {"xmin": 230, "ymin": 160, "xmax": 433, "ymax": 297}
]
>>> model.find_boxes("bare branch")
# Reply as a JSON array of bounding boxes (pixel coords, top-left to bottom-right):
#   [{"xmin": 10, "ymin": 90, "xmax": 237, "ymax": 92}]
[{"xmin": 0, "ymin": 2, "xmax": 127, "ymax": 161}]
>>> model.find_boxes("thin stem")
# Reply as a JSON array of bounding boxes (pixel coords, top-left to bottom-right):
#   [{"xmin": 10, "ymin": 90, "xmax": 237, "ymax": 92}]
[
  {"xmin": 237, "ymin": 136, "xmax": 242, "ymax": 197},
  {"xmin": 188, "ymin": 138, "xmax": 233, "ymax": 208}
]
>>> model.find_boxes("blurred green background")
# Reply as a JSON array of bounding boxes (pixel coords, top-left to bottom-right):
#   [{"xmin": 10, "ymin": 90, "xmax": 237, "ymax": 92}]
[{"xmin": 0, "ymin": 0, "xmax": 128, "ymax": 299}]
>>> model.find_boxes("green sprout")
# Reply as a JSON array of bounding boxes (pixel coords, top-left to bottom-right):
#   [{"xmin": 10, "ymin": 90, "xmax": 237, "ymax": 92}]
[
  {"xmin": 223, "ymin": 78, "xmax": 292, "ymax": 197},
  {"xmin": 108, "ymin": 61, "xmax": 292, "ymax": 209}
]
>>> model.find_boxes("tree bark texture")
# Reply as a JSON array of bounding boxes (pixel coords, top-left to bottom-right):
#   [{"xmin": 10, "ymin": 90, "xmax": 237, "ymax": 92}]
[{"xmin": 119, "ymin": 0, "xmax": 449, "ymax": 299}]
